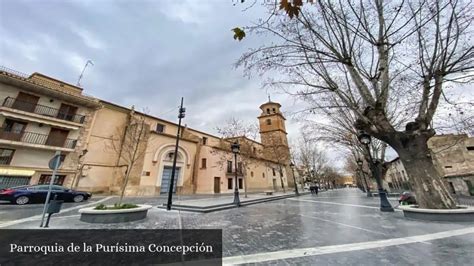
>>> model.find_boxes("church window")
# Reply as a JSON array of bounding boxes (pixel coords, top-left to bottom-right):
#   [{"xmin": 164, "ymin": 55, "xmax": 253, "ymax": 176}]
[
  {"xmin": 266, "ymin": 108, "xmax": 270, "ymax": 114},
  {"xmin": 227, "ymin": 161, "xmax": 233, "ymax": 173},
  {"xmin": 156, "ymin": 123, "xmax": 165, "ymax": 133},
  {"xmin": 266, "ymin": 119, "xmax": 271, "ymax": 125}
]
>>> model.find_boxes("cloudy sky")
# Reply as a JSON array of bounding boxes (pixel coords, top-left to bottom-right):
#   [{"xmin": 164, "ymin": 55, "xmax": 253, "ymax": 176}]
[{"xmin": 0, "ymin": 0, "xmax": 306, "ymax": 138}]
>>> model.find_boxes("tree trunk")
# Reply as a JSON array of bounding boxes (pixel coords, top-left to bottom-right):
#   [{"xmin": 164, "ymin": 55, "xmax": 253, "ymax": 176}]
[
  {"xmin": 244, "ymin": 173, "xmax": 248, "ymax": 198},
  {"xmin": 394, "ymin": 135, "xmax": 456, "ymax": 209},
  {"xmin": 356, "ymin": 108, "xmax": 457, "ymax": 209},
  {"xmin": 118, "ymin": 163, "xmax": 133, "ymax": 205}
]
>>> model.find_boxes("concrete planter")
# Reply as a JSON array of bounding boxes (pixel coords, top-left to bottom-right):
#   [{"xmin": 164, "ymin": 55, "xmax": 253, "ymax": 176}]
[
  {"xmin": 78, "ymin": 204, "xmax": 152, "ymax": 223},
  {"xmin": 398, "ymin": 205, "xmax": 474, "ymax": 222}
]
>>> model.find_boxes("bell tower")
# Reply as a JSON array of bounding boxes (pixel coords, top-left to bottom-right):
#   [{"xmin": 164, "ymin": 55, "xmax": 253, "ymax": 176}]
[
  {"xmin": 258, "ymin": 99, "xmax": 294, "ymax": 189},
  {"xmin": 258, "ymin": 100, "xmax": 288, "ymax": 147}
]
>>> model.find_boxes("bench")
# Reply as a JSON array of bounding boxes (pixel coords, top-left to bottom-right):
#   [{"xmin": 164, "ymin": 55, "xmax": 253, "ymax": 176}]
[{"xmin": 264, "ymin": 191, "xmax": 273, "ymax": 195}]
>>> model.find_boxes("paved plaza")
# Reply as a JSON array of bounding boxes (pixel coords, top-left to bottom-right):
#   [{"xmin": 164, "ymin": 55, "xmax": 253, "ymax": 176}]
[{"xmin": 1, "ymin": 188, "xmax": 473, "ymax": 265}]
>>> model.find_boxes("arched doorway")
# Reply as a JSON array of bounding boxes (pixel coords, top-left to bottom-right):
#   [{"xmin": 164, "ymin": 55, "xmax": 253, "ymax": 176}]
[{"xmin": 158, "ymin": 150, "xmax": 185, "ymax": 194}]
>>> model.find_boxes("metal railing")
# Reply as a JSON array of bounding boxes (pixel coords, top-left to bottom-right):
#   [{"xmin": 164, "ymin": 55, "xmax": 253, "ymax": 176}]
[
  {"xmin": 0, "ymin": 156, "xmax": 12, "ymax": 165},
  {"xmin": 2, "ymin": 97, "xmax": 85, "ymax": 124},
  {"xmin": 0, "ymin": 128, "xmax": 76, "ymax": 149},
  {"xmin": 1, "ymin": 65, "xmax": 98, "ymax": 99},
  {"xmin": 454, "ymin": 195, "xmax": 474, "ymax": 206},
  {"xmin": 0, "ymin": 65, "xmax": 29, "ymax": 79}
]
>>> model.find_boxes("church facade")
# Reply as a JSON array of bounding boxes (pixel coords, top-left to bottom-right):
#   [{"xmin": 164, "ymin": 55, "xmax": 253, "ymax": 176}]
[{"xmin": 77, "ymin": 99, "xmax": 293, "ymax": 196}]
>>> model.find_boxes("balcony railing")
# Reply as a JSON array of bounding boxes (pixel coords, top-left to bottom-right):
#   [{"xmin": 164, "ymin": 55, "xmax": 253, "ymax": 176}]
[
  {"xmin": 226, "ymin": 169, "xmax": 243, "ymax": 175},
  {"xmin": 0, "ymin": 128, "xmax": 76, "ymax": 149},
  {"xmin": 0, "ymin": 156, "xmax": 12, "ymax": 165},
  {"xmin": 2, "ymin": 97, "xmax": 85, "ymax": 124}
]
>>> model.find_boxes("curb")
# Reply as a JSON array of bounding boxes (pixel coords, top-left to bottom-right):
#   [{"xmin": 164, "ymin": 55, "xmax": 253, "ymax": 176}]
[{"xmin": 157, "ymin": 192, "xmax": 310, "ymax": 213}]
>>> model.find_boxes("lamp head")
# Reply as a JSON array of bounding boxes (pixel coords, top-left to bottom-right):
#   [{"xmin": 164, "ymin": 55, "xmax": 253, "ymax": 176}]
[
  {"xmin": 357, "ymin": 131, "xmax": 371, "ymax": 145},
  {"xmin": 231, "ymin": 141, "xmax": 240, "ymax": 154}
]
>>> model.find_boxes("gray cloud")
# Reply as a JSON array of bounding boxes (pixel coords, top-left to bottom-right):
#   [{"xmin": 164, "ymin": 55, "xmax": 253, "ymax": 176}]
[{"xmin": 1, "ymin": 0, "xmax": 304, "ymax": 136}]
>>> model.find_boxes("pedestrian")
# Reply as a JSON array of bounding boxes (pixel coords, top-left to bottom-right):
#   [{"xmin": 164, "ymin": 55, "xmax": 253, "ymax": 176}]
[{"xmin": 315, "ymin": 185, "xmax": 319, "ymax": 195}]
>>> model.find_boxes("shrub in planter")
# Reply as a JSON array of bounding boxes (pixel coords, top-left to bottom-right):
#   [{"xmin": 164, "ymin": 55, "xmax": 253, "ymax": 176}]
[{"xmin": 94, "ymin": 203, "xmax": 139, "ymax": 210}]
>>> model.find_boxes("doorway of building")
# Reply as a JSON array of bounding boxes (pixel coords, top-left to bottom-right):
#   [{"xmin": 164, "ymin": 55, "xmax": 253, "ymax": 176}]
[
  {"xmin": 272, "ymin": 179, "xmax": 277, "ymax": 191},
  {"xmin": 46, "ymin": 128, "xmax": 69, "ymax": 147},
  {"xmin": 160, "ymin": 166, "xmax": 180, "ymax": 194},
  {"xmin": 13, "ymin": 92, "xmax": 39, "ymax": 112},
  {"xmin": 214, "ymin": 177, "xmax": 220, "ymax": 193},
  {"xmin": 57, "ymin": 103, "xmax": 78, "ymax": 121},
  {"xmin": 1, "ymin": 119, "xmax": 27, "ymax": 141}
]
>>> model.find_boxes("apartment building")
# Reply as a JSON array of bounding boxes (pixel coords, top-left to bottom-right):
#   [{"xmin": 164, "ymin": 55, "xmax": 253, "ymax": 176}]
[
  {"xmin": 384, "ymin": 134, "xmax": 474, "ymax": 196},
  {"xmin": 384, "ymin": 158, "xmax": 411, "ymax": 192},
  {"xmin": 429, "ymin": 134, "xmax": 474, "ymax": 196},
  {"xmin": 0, "ymin": 67, "xmax": 100, "ymax": 189}
]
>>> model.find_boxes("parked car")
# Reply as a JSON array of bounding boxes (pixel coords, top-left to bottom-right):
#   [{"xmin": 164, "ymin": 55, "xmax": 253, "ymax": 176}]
[
  {"xmin": 398, "ymin": 191, "xmax": 417, "ymax": 205},
  {"xmin": 0, "ymin": 185, "xmax": 92, "ymax": 205}
]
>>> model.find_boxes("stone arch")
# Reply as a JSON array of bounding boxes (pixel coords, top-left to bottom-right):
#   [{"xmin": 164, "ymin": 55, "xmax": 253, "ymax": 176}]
[
  {"xmin": 153, "ymin": 144, "xmax": 192, "ymax": 191},
  {"xmin": 153, "ymin": 144, "xmax": 191, "ymax": 167}
]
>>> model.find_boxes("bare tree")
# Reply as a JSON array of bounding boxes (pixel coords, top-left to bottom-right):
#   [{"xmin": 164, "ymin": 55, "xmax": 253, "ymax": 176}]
[
  {"xmin": 108, "ymin": 108, "xmax": 149, "ymax": 205},
  {"xmin": 237, "ymin": 0, "xmax": 474, "ymax": 209},
  {"xmin": 215, "ymin": 117, "xmax": 261, "ymax": 197},
  {"xmin": 294, "ymin": 131, "xmax": 328, "ymax": 186},
  {"xmin": 320, "ymin": 165, "xmax": 344, "ymax": 189},
  {"xmin": 299, "ymin": 97, "xmax": 390, "ymax": 187}
]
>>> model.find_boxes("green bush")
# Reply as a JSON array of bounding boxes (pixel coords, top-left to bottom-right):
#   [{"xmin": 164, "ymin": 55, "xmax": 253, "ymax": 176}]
[
  {"xmin": 94, "ymin": 204, "xmax": 107, "ymax": 210},
  {"xmin": 94, "ymin": 203, "xmax": 139, "ymax": 210}
]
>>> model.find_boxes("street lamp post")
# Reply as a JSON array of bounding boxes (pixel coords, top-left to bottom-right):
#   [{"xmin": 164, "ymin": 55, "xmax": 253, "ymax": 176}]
[
  {"xmin": 289, "ymin": 162, "xmax": 299, "ymax": 196},
  {"xmin": 310, "ymin": 169, "xmax": 316, "ymax": 186},
  {"xmin": 356, "ymin": 158, "xmax": 372, "ymax": 197},
  {"xmin": 231, "ymin": 141, "xmax": 241, "ymax": 206},
  {"xmin": 166, "ymin": 97, "xmax": 185, "ymax": 211},
  {"xmin": 356, "ymin": 168, "xmax": 365, "ymax": 192},
  {"xmin": 357, "ymin": 132, "xmax": 394, "ymax": 212}
]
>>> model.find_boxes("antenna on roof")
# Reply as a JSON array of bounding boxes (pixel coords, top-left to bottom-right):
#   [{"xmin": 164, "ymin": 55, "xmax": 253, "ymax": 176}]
[{"xmin": 76, "ymin": 60, "xmax": 94, "ymax": 87}]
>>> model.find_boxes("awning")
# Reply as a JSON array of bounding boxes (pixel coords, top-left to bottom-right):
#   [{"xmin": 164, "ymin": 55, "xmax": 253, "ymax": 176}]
[
  {"xmin": 0, "ymin": 168, "xmax": 35, "ymax": 176},
  {"xmin": 0, "ymin": 110, "xmax": 80, "ymax": 130}
]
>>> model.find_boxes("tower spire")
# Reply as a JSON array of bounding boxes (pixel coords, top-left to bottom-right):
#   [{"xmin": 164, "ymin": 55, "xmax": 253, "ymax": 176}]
[{"xmin": 268, "ymin": 94, "xmax": 271, "ymax": 102}]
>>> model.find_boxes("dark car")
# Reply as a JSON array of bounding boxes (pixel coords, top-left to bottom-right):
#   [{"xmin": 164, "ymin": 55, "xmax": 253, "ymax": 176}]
[
  {"xmin": 398, "ymin": 191, "xmax": 417, "ymax": 205},
  {"xmin": 0, "ymin": 185, "xmax": 92, "ymax": 205}
]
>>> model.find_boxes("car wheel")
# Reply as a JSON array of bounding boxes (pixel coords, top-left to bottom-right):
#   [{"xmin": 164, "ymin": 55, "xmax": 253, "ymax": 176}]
[
  {"xmin": 15, "ymin": 196, "xmax": 29, "ymax": 205},
  {"xmin": 73, "ymin": 195, "xmax": 85, "ymax": 203}
]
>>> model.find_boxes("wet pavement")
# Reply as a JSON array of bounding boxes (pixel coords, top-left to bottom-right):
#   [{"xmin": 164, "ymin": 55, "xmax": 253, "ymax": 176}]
[{"xmin": 1, "ymin": 188, "xmax": 473, "ymax": 265}]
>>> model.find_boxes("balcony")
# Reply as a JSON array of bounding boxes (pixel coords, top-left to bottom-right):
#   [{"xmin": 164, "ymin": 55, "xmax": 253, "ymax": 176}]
[
  {"xmin": 0, "ymin": 128, "xmax": 76, "ymax": 149},
  {"xmin": 2, "ymin": 97, "xmax": 85, "ymax": 124},
  {"xmin": 226, "ymin": 169, "xmax": 243, "ymax": 175},
  {"xmin": 0, "ymin": 157, "xmax": 12, "ymax": 165}
]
